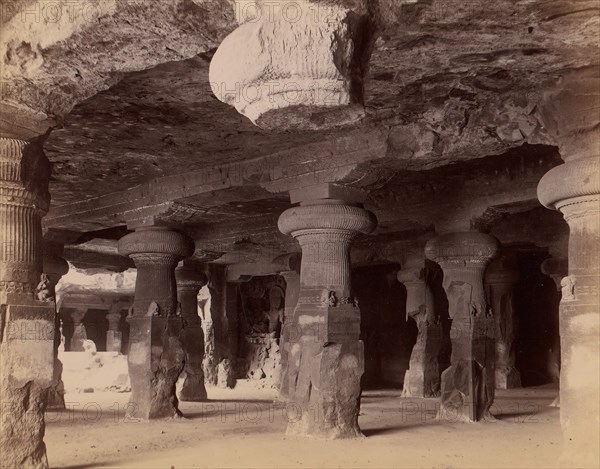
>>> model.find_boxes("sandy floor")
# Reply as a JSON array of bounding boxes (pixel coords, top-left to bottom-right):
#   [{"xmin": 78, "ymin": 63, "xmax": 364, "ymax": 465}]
[{"xmin": 45, "ymin": 382, "xmax": 565, "ymax": 469}]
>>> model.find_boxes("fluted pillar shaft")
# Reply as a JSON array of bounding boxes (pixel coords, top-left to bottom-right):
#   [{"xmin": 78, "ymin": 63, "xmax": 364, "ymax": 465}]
[
  {"xmin": 485, "ymin": 256, "xmax": 520, "ymax": 389},
  {"xmin": 425, "ymin": 232, "xmax": 499, "ymax": 422},
  {"xmin": 398, "ymin": 263, "xmax": 442, "ymax": 398},
  {"xmin": 0, "ymin": 137, "xmax": 54, "ymax": 468},
  {"xmin": 118, "ymin": 226, "xmax": 194, "ymax": 419},
  {"xmin": 278, "ymin": 198, "xmax": 376, "ymax": 439},
  {"xmin": 538, "ymin": 156, "xmax": 600, "ymax": 465},
  {"xmin": 176, "ymin": 264, "xmax": 208, "ymax": 401}
]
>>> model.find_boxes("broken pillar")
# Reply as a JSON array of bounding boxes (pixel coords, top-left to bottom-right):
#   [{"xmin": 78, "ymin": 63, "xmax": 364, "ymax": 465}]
[
  {"xmin": 398, "ymin": 260, "xmax": 442, "ymax": 398},
  {"xmin": 118, "ymin": 226, "xmax": 194, "ymax": 419},
  {"xmin": 209, "ymin": 0, "xmax": 374, "ymax": 130},
  {"xmin": 485, "ymin": 255, "xmax": 521, "ymax": 389},
  {"xmin": 278, "ymin": 260, "xmax": 301, "ymax": 399},
  {"xmin": 175, "ymin": 263, "xmax": 208, "ymax": 401},
  {"xmin": 43, "ymin": 249, "xmax": 69, "ymax": 409},
  {"xmin": 425, "ymin": 231, "xmax": 499, "ymax": 422},
  {"xmin": 540, "ymin": 255, "xmax": 567, "ymax": 404},
  {"xmin": 278, "ymin": 183, "xmax": 376, "ymax": 438},
  {"xmin": 106, "ymin": 306, "xmax": 124, "ymax": 353},
  {"xmin": 68, "ymin": 308, "xmax": 88, "ymax": 352},
  {"xmin": 0, "ymin": 137, "xmax": 54, "ymax": 468}
]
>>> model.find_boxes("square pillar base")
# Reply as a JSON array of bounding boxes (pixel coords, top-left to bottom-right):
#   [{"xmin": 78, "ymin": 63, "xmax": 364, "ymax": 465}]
[
  {"xmin": 126, "ymin": 316, "xmax": 185, "ymax": 419},
  {"xmin": 0, "ymin": 296, "xmax": 56, "ymax": 469}
]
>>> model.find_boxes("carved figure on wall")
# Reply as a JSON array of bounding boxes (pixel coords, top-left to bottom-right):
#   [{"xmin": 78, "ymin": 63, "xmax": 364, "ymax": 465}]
[
  {"xmin": 561, "ymin": 276, "xmax": 576, "ymax": 300},
  {"xmin": 148, "ymin": 301, "xmax": 160, "ymax": 317},
  {"xmin": 322, "ymin": 290, "xmax": 338, "ymax": 307},
  {"xmin": 35, "ymin": 274, "xmax": 53, "ymax": 302}
]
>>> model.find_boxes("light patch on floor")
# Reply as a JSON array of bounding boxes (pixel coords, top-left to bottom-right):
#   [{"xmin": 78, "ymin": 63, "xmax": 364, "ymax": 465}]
[{"xmin": 45, "ymin": 383, "xmax": 563, "ymax": 469}]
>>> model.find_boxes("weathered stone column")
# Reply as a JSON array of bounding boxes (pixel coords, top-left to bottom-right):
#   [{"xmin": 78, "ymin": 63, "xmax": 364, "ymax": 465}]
[
  {"xmin": 538, "ymin": 158, "xmax": 600, "ymax": 465},
  {"xmin": 118, "ymin": 226, "xmax": 194, "ymax": 419},
  {"xmin": 540, "ymin": 255, "xmax": 567, "ymax": 405},
  {"xmin": 425, "ymin": 232, "xmax": 499, "ymax": 422},
  {"xmin": 485, "ymin": 256, "xmax": 520, "ymax": 389},
  {"xmin": 68, "ymin": 308, "xmax": 88, "ymax": 352},
  {"xmin": 398, "ymin": 261, "xmax": 442, "ymax": 398},
  {"xmin": 535, "ymin": 66, "xmax": 599, "ymax": 466},
  {"xmin": 0, "ymin": 137, "xmax": 55, "ymax": 468},
  {"xmin": 278, "ymin": 268, "xmax": 301, "ymax": 399},
  {"xmin": 106, "ymin": 307, "xmax": 123, "ymax": 353},
  {"xmin": 175, "ymin": 264, "xmax": 208, "ymax": 401},
  {"xmin": 43, "ymin": 251, "xmax": 69, "ymax": 409},
  {"xmin": 278, "ymin": 186, "xmax": 376, "ymax": 438}
]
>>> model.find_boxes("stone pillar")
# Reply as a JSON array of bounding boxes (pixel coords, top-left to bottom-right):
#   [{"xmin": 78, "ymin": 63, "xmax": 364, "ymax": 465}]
[
  {"xmin": 278, "ymin": 269, "xmax": 301, "ymax": 399},
  {"xmin": 69, "ymin": 308, "xmax": 88, "ymax": 352},
  {"xmin": 425, "ymin": 232, "xmax": 499, "ymax": 422},
  {"xmin": 535, "ymin": 66, "xmax": 599, "ymax": 466},
  {"xmin": 118, "ymin": 226, "xmax": 194, "ymax": 419},
  {"xmin": 175, "ymin": 264, "xmax": 208, "ymax": 401},
  {"xmin": 0, "ymin": 137, "xmax": 55, "ymax": 468},
  {"xmin": 485, "ymin": 256, "xmax": 520, "ymax": 389},
  {"xmin": 43, "ymin": 251, "xmax": 69, "ymax": 409},
  {"xmin": 540, "ymin": 255, "xmax": 567, "ymax": 397},
  {"xmin": 538, "ymin": 158, "xmax": 600, "ymax": 464},
  {"xmin": 398, "ymin": 261, "xmax": 442, "ymax": 398},
  {"xmin": 106, "ymin": 307, "xmax": 123, "ymax": 353},
  {"xmin": 278, "ymin": 189, "xmax": 377, "ymax": 439}
]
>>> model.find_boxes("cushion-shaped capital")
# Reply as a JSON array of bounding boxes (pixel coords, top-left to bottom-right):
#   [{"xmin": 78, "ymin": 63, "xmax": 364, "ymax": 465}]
[
  {"xmin": 118, "ymin": 227, "xmax": 195, "ymax": 260},
  {"xmin": 425, "ymin": 232, "xmax": 499, "ymax": 264},
  {"xmin": 278, "ymin": 201, "xmax": 376, "ymax": 237},
  {"xmin": 175, "ymin": 265, "xmax": 208, "ymax": 291},
  {"xmin": 537, "ymin": 157, "xmax": 600, "ymax": 210}
]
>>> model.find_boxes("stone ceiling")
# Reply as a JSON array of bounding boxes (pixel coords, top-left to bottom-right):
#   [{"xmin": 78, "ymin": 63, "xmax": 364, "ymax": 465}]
[{"xmin": 2, "ymin": 0, "xmax": 598, "ymax": 267}]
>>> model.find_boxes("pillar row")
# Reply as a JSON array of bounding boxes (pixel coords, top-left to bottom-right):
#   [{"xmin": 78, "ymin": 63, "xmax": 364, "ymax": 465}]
[
  {"xmin": 278, "ymin": 197, "xmax": 376, "ymax": 439},
  {"xmin": 118, "ymin": 226, "xmax": 194, "ymax": 419},
  {"xmin": 398, "ymin": 262, "xmax": 442, "ymax": 398},
  {"xmin": 485, "ymin": 256, "xmax": 520, "ymax": 390},
  {"xmin": 0, "ymin": 137, "xmax": 54, "ymax": 468},
  {"xmin": 175, "ymin": 264, "xmax": 208, "ymax": 401},
  {"xmin": 425, "ymin": 231, "xmax": 499, "ymax": 422}
]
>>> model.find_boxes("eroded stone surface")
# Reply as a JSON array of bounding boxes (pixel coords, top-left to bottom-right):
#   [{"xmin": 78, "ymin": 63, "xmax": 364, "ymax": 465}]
[
  {"xmin": 425, "ymin": 232, "xmax": 499, "ymax": 422},
  {"xmin": 398, "ymin": 263, "xmax": 442, "ymax": 398},
  {"xmin": 485, "ymin": 256, "xmax": 521, "ymax": 390},
  {"xmin": 176, "ymin": 264, "xmax": 208, "ymax": 401},
  {"xmin": 210, "ymin": 0, "xmax": 373, "ymax": 130},
  {"xmin": 278, "ymin": 190, "xmax": 376, "ymax": 438}
]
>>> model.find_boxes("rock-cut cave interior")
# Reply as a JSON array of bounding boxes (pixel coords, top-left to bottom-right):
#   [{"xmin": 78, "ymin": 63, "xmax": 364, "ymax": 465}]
[{"xmin": 0, "ymin": 1, "xmax": 599, "ymax": 468}]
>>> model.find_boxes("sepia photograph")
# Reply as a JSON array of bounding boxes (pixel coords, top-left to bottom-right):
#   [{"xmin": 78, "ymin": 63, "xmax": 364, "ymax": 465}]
[{"xmin": 0, "ymin": 0, "xmax": 598, "ymax": 468}]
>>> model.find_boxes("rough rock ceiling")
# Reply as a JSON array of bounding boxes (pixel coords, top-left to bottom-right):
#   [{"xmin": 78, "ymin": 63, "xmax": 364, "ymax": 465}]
[{"xmin": 2, "ymin": 0, "xmax": 597, "ymax": 265}]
